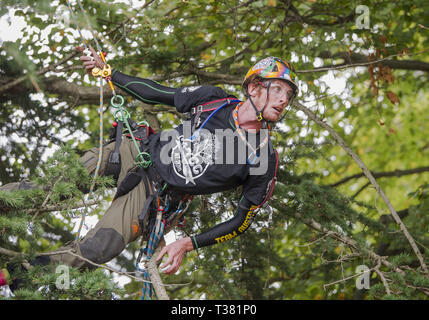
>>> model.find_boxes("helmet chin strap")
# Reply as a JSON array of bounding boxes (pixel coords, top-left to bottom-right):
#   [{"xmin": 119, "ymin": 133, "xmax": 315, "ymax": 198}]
[{"xmin": 248, "ymin": 80, "xmax": 272, "ymax": 123}]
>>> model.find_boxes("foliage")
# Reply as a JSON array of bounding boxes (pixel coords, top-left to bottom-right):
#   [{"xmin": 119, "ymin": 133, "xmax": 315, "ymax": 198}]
[{"xmin": 0, "ymin": 0, "xmax": 428, "ymax": 299}]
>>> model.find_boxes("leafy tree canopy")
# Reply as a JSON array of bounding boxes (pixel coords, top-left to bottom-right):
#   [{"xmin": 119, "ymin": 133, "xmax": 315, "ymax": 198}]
[{"xmin": 0, "ymin": 0, "xmax": 428, "ymax": 300}]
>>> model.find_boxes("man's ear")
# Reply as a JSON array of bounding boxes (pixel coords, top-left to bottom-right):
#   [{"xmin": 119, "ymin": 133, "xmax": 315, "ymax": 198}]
[{"xmin": 247, "ymin": 82, "xmax": 261, "ymax": 98}]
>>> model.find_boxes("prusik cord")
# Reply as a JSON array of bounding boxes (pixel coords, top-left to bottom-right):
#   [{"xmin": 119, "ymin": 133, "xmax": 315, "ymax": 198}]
[{"xmin": 63, "ymin": 0, "xmax": 106, "ymax": 239}]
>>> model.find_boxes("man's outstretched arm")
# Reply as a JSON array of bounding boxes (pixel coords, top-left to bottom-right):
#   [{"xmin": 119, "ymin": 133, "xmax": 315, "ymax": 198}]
[
  {"xmin": 191, "ymin": 196, "xmax": 258, "ymax": 249},
  {"xmin": 157, "ymin": 196, "xmax": 259, "ymax": 274},
  {"xmin": 78, "ymin": 46, "xmax": 177, "ymax": 106},
  {"xmin": 111, "ymin": 70, "xmax": 177, "ymax": 106}
]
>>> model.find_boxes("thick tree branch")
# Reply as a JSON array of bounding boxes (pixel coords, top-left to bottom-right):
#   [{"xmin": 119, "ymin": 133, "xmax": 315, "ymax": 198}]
[
  {"xmin": 329, "ymin": 166, "xmax": 429, "ymax": 188},
  {"xmin": 299, "ymin": 48, "xmax": 429, "ymax": 73},
  {"xmin": 288, "ymin": 4, "xmax": 355, "ymax": 26},
  {"xmin": 147, "ymin": 239, "xmax": 170, "ymax": 300},
  {"xmin": 323, "ymin": 51, "xmax": 429, "ymax": 72},
  {"xmin": 0, "ymin": 51, "xmax": 80, "ymax": 96},
  {"xmin": 4, "ymin": 48, "xmax": 428, "ymax": 104}
]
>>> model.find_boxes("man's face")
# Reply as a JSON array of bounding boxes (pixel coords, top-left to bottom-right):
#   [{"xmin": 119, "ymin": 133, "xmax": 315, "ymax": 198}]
[{"xmin": 249, "ymin": 79, "xmax": 294, "ymax": 122}]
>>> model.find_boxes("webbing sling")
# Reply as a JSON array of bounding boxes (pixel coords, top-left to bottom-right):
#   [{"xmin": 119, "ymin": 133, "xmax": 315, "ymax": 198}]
[{"xmin": 104, "ymin": 121, "xmax": 123, "ymax": 181}]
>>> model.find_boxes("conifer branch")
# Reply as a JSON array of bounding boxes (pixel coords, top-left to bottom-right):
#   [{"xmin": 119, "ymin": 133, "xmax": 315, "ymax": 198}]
[
  {"xmin": 374, "ymin": 260, "xmax": 391, "ymax": 296},
  {"xmin": 24, "ymin": 199, "xmax": 100, "ymax": 215},
  {"xmin": 293, "ymin": 100, "xmax": 428, "ymax": 275},
  {"xmin": 323, "ymin": 266, "xmax": 376, "ymax": 290},
  {"xmin": 39, "ymin": 249, "xmax": 189, "ymax": 289},
  {"xmin": 0, "ymin": 246, "xmax": 21, "ymax": 257},
  {"xmin": 0, "ymin": 247, "xmax": 32, "ymax": 270},
  {"xmin": 295, "ymin": 211, "xmax": 405, "ymax": 276}
]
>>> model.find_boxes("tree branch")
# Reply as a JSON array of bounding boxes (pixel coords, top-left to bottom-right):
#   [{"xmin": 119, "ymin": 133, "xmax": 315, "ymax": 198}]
[
  {"xmin": 329, "ymin": 166, "xmax": 429, "ymax": 188},
  {"xmin": 24, "ymin": 199, "xmax": 100, "ymax": 215},
  {"xmin": 147, "ymin": 239, "xmax": 170, "ymax": 300},
  {"xmin": 288, "ymin": 4, "xmax": 355, "ymax": 26},
  {"xmin": 0, "ymin": 51, "xmax": 79, "ymax": 96},
  {"xmin": 293, "ymin": 100, "xmax": 428, "ymax": 274},
  {"xmin": 294, "ymin": 211, "xmax": 406, "ymax": 277},
  {"xmin": 299, "ymin": 48, "xmax": 429, "ymax": 73}
]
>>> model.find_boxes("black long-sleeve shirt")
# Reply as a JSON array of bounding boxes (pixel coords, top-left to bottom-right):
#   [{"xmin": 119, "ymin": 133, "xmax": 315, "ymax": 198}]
[{"xmin": 111, "ymin": 70, "xmax": 278, "ymax": 249}]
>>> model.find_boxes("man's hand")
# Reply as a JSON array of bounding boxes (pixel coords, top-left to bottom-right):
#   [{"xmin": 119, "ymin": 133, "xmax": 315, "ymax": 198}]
[
  {"xmin": 75, "ymin": 45, "xmax": 104, "ymax": 74},
  {"xmin": 156, "ymin": 237, "xmax": 194, "ymax": 275}
]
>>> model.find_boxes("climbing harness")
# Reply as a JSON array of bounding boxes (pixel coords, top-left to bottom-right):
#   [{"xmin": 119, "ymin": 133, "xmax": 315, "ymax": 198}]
[
  {"xmin": 109, "ymin": 95, "xmax": 152, "ymax": 169},
  {"xmin": 135, "ymin": 191, "xmax": 193, "ymax": 299},
  {"xmin": 187, "ymin": 98, "xmax": 241, "ymax": 140}
]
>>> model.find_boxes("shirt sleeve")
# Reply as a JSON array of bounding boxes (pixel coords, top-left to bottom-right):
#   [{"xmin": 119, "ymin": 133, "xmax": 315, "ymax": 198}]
[
  {"xmin": 191, "ymin": 151, "xmax": 278, "ymax": 249},
  {"xmin": 173, "ymin": 85, "xmax": 235, "ymax": 113},
  {"xmin": 111, "ymin": 70, "xmax": 177, "ymax": 106},
  {"xmin": 191, "ymin": 196, "xmax": 259, "ymax": 249}
]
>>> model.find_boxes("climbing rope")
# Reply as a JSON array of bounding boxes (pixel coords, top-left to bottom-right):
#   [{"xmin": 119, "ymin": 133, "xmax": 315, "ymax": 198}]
[
  {"xmin": 64, "ymin": 0, "xmax": 171, "ymax": 300},
  {"xmin": 136, "ymin": 196, "xmax": 167, "ymax": 300},
  {"xmin": 64, "ymin": 0, "xmax": 152, "ymax": 239},
  {"xmin": 64, "ymin": 0, "xmax": 107, "ymax": 240},
  {"xmin": 136, "ymin": 219, "xmax": 165, "ymax": 300},
  {"xmin": 75, "ymin": 77, "xmax": 104, "ymax": 239}
]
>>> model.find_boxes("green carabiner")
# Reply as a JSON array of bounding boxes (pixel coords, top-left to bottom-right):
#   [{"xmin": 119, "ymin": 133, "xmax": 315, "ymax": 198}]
[
  {"xmin": 114, "ymin": 109, "xmax": 130, "ymax": 123},
  {"xmin": 110, "ymin": 95, "xmax": 125, "ymax": 109}
]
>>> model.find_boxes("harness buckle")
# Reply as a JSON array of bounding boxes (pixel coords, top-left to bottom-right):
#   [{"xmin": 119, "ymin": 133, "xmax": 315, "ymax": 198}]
[{"xmin": 191, "ymin": 105, "xmax": 203, "ymax": 116}]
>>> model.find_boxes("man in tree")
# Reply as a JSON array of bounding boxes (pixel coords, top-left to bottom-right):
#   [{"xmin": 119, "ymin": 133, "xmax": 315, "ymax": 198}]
[{"xmin": 0, "ymin": 50, "xmax": 298, "ymax": 286}]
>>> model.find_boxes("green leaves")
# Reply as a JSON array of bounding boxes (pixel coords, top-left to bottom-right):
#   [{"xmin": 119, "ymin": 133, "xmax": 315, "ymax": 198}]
[{"xmin": 1, "ymin": 0, "xmax": 428, "ymax": 300}]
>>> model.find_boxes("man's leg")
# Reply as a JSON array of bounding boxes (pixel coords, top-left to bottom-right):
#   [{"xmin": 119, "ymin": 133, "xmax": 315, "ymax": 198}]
[
  {"xmin": 0, "ymin": 141, "xmax": 117, "ymax": 192},
  {"xmin": 47, "ymin": 177, "xmax": 149, "ymax": 269},
  {"xmin": 78, "ymin": 140, "xmax": 118, "ymax": 182},
  {"xmin": 36, "ymin": 138, "xmax": 152, "ymax": 269}
]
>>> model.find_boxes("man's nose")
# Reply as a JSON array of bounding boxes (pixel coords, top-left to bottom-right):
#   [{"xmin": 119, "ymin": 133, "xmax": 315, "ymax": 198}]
[{"xmin": 279, "ymin": 94, "xmax": 289, "ymax": 106}]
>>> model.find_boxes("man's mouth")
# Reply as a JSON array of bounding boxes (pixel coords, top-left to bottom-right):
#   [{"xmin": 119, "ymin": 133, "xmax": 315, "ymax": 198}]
[{"xmin": 273, "ymin": 106, "xmax": 283, "ymax": 113}]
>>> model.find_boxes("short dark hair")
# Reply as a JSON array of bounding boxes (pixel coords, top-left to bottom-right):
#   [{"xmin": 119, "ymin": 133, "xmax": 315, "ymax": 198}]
[{"xmin": 242, "ymin": 74, "xmax": 265, "ymax": 96}]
